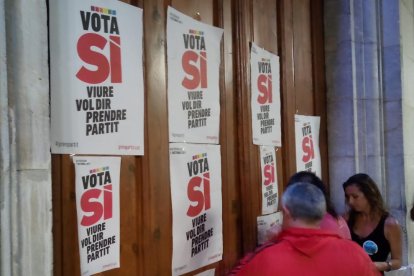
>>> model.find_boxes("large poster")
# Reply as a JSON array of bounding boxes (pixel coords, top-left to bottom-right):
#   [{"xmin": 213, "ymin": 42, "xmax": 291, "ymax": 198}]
[
  {"xmin": 260, "ymin": 146, "xmax": 278, "ymax": 215},
  {"xmin": 73, "ymin": 156, "xmax": 121, "ymax": 275},
  {"xmin": 50, "ymin": 0, "xmax": 144, "ymax": 155},
  {"xmin": 169, "ymin": 143, "xmax": 223, "ymax": 275},
  {"xmin": 250, "ymin": 43, "xmax": 281, "ymax": 146},
  {"xmin": 295, "ymin": 115, "xmax": 321, "ymax": 177},
  {"xmin": 167, "ymin": 6, "xmax": 224, "ymax": 144}
]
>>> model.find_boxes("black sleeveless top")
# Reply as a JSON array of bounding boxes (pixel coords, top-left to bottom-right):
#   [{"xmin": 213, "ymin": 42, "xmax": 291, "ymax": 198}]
[{"xmin": 349, "ymin": 215, "xmax": 390, "ymax": 262}]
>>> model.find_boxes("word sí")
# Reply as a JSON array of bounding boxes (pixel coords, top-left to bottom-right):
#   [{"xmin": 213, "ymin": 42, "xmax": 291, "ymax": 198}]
[
  {"xmin": 263, "ymin": 154, "xmax": 275, "ymax": 186},
  {"xmin": 301, "ymin": 124, "xmax": 315, "ymax": 164},
  {"xmin": 80, "ymin": 167, "xmax": 113, "ymax": 226},
  {"xmin": 186, "ymin": 154, "xmax": 210, "ymax": 217},
  {"xmin": 77, "ymin": 7, "xmax": 122, "ymax": 84},
  {"xmin": 257, "ymin": 59, "xmax": 272, "ymax": 104},
  {"xmin": 182, "ymin": 30, "xmax": 207, "ymax": 90}
]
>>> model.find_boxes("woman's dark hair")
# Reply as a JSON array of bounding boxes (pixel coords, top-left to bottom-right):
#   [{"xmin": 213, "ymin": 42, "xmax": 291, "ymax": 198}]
[
  {"xmin": 287, "ymin": 171, "xmax": 338, "ymax": 218},
  {"xmin": 410, "ymin": 204, "xmax": 414, "ymax": 221},
  {"xmin": 342, "ymin": 173, "xmax": 388, "ymax": 224}
]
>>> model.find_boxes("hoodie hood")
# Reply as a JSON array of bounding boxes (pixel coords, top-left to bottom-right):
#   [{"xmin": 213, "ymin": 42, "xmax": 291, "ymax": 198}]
[{"xmin": 277, "ymin": 227, "xmax": 341, "ymax": 257}]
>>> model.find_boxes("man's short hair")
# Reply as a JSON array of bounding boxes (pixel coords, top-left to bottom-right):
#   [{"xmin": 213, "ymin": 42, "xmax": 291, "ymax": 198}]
[{"xmin": 282, "ymin": 182, "xmax": 327, "ymax": 223}]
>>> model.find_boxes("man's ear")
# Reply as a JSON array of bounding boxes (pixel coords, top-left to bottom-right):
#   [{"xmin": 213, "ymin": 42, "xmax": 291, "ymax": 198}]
[
  {"xmin": 281, "ymin": 205, "xmax": 292, "ymax": 228},
  {"xmin": 282, "ymin": 205, "xmax": 291, "ymax": 219}
]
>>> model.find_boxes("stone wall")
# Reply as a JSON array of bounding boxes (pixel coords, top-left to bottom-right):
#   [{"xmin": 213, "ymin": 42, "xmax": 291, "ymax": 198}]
[
  {"xmin": 0, "ymin": 0, "xmax": 52, "ymax": 275},
  {"xmin": 325, "ymin": 0, "xmax": 413, "ymax": 269}
]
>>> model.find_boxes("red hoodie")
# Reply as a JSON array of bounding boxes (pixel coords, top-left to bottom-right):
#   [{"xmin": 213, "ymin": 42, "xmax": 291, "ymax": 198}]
[{"xmin": 230, "ymin": 227, "xmax": 380, "ymax": 276}]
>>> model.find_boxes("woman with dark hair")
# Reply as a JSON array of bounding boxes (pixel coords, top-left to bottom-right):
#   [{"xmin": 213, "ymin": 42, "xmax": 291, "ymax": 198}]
[{"xmin": 343, "ymin": 173, "xmax": 402, "ymax": 274}]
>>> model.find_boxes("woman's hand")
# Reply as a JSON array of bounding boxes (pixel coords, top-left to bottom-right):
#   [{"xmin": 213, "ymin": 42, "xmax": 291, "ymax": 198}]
[
  {"xmin": 384, "ymin": 216, "xmax": 402, "ymax": 271},
  {"xmin": 373, "ymin": 261, "xmax": 392, "ymax": 272}
]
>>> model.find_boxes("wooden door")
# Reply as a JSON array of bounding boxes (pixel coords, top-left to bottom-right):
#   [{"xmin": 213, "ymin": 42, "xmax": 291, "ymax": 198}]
[{"xmin": 52, "ymin": 0, "xmax": 327, "ymax": 275}]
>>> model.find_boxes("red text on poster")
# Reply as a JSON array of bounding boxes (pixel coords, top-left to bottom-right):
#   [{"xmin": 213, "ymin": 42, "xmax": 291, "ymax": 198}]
[
  {"xmin": 185, "ymin": 153, "xmax": 215, "ymax": 258},
  {"xmin": 77, "ymin": 8, "xmax": 122, "ymax": 84},
  {"xmin": 79, "ymin": 166, "xmax": 116, "ymax": 264},
  {"xmin": 301, "ymin": 123, "xmax": 315, "ymax": 171}
]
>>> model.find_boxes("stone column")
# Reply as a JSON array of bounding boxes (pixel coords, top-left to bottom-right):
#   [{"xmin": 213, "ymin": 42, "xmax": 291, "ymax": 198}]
[
  {"xmin": 1, "ymin": 0, "xmax": 52, "ymax": 275},
  {"xmin": 325, "ymin": 0, "xmax": 408, "ymax": 265},
  {"xmin": 0, "ymin": 0, "xmax": 11, "ymax": 275},
  {"xmin": 400, "ymin": 0, "xmax": 414, "ymax": 266}
]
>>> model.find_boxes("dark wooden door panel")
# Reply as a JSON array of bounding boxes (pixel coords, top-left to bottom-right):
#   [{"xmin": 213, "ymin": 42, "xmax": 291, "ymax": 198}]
[{"xmin": 52, "ymin": 0, "xmax": 327, "ymax": 275}]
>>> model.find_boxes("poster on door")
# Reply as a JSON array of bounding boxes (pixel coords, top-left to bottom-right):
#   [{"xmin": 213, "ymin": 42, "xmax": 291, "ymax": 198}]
[
  {"xmin": 260, "ymin": 146, "xmax": 278, "ymax": 215},
  {"xmin": 73, "ymin": 156, "xmax": 121, "ymax": 275},
  {"xmin": 195, "ymin": 269, "xmax": 215, "ymax": 276},
  {"xmin": 167, "ymin": 6, "xmax": 224, "ymax": 144},
  {"xmin": 294, "ymin": 115, "xmax": 321, "ymax": 177},
  {"xmin": 50, "ymin": 0, "xmax": 144, "ymax": 155},
  {"xmin": 169, "ymin": 143, "xmax": 223, "ymax": 275},
  {"xmin": 257, "ymin": 211, "xmax": 283, "ymax": 245},
  {"xmin": 250, "ymin": 42, "xmax": 281, "ymax": 146}
]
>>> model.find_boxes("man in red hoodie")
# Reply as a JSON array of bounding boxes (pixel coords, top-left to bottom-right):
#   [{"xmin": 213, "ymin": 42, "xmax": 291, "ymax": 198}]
[{"xmin": 231, "ymin": 182, "xmax": 379, "ymax": 276}]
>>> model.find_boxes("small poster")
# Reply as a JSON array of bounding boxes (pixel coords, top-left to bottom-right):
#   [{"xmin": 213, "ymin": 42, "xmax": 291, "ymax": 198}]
[
  {"xmin": 50, "ymin": 0, "xmax": 144, "ymax": 155},
  {"xmin": 195, "ymin": 269, "xmax": 215, "ymax": 276},
  {"xmin": 257, "ymin": 212, "xmax": 283, "ymax": 245},
  {"xmin": 295, "ymin": 115, "xmax": 321, "ymax": 177},
  {"xmin": 250, "ymin": 42, "xmax": 281, "ymax": 146},
  {"xmin": 73, "ymin": 156, "xmax": 121, "ymax": 275},
  {"xmin": 169, "ymin": 143, "xmax": 223, "ymax": 275},
  {"xmin": 260, "ymin": 146, "xmax": 278, "ymax": 215},
  {"xmin": 167, "ymin": 6, "xmax": 224, "ymax": 144}
]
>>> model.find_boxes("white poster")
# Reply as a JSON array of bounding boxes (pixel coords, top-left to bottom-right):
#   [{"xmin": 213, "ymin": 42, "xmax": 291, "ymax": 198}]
[
  {"xmin": 195, "ymin": 269, "xmax": 215, "ymax": 276},
  {"xmin": 294, "ymin": 115, "xmax": 321, "ymax": 177},
  {"xmin": 257, "ymin": 211, "xmax": 283, "ymax": 245},
  {"xmin": 167, "ymin": 6, "xmax": 224, "ymax": 144},
  {"xmin": 50, "ymin": 0, "xmax": 144, "ymax": 155},
  {"xmin": 260, "ymin": 146, "xmax": 278, "ymax": 215},
  {"xmin": 73, "ymin": 156, "xmax": 121, "ymax": 275},
  {"xmin": 169, "ymin": 143, "xmax": 223, "ymax": 275},
  {"xmin": 250, "ymin": 42, "xmax": 281, "ymax": 146}
]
